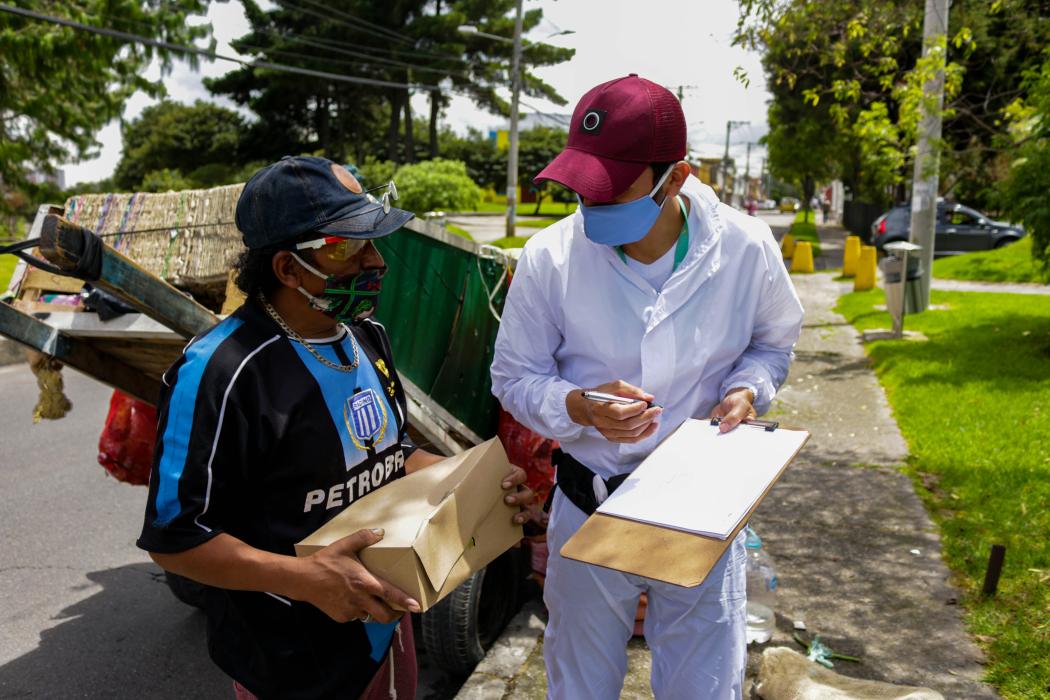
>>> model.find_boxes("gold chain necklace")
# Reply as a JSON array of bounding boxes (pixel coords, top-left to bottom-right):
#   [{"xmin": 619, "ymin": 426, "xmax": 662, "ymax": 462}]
[{"xmin": 259, "ymin": 293, "xmax": 359, "ymax": 373}]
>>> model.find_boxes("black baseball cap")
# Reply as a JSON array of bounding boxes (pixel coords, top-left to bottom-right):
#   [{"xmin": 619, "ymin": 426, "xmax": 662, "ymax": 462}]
[{"xmin": 235, "ymin": 155, "xmax": 414, "ymax": 249}]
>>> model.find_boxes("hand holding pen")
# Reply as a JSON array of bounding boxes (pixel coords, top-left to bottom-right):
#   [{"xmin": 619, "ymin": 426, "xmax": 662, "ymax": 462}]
[{"xmin": 566, "ymin": 380, "xmax": 662, "ymax": 444}]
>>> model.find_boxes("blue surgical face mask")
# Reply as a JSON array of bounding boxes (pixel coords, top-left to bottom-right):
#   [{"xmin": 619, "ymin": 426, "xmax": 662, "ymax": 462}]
[{"xmin": 578, "ymin": 166, "xmax": 675, "ymax": 246}]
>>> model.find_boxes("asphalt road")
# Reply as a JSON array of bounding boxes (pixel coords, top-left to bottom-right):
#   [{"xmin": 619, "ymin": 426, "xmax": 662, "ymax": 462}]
[
  {"xmin": 0, "ymin": 365, "xmax": 230, "ymax": 698},
  {"xmin": 0, "ymin": 365, "xmax": 460, "ymax": 699}
]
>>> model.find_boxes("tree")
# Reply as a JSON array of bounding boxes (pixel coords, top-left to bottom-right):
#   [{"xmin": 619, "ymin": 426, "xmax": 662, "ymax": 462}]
[
  {"xmin": 998, "ymin": 50, "xmax": 1050, "ymax": 271},
  {"xmin": 113, "ymin": 101, "xmax": 245, "ymax": 190},
  {"xmin": 207, "ymin": 0, "xmax": 574, "ymax": 166},
  {"xmin": 763, "ymin": 102, "xmax": 839, "ymax": 209},
  {"xmin": 0, "ymin": 0, "xmax": 211, "ymax": 212},
  {"xmin": 205, "ymin": 0, "xmax": 392, "ymax": 166},
  {"xmin": 736, "ymin": 0, "xmax": 923, "ymax": 205},
  {"xmin": 517, "ymin": 125, "xmax": 568, "ymax": 213},
  {"xmin": 736, "ymin": 0, "xmax": 1050, "ymax": 210},
  {"xmin": 408, "ymin": 1, "xmax": 574, "ymax": 158},
  {"xmin": 440, "ymin": 127, "xmax": 504, "ymax": 189},
  {"xmin": 140, "ymin": 168, "xmax": 194, "ymax": 193}
]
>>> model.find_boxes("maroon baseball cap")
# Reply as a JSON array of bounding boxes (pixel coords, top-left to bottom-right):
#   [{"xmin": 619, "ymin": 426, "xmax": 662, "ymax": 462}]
[{"xmin": 534, "ymin": 74, "xmax": 687, "ymax": 202}]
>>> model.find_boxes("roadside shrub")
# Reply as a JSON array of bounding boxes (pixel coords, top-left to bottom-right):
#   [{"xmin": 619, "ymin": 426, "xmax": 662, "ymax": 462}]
[
  {"xmin": 358, "ymin": 156, "xmax": 398, "ymax": 190},
  {"xmin": 392, "ymin": 159, "xmax": 482, "ymax": 214},
  {"xmin": 140, "ymin": 168, "xmax": 193, "ymax": 192}
]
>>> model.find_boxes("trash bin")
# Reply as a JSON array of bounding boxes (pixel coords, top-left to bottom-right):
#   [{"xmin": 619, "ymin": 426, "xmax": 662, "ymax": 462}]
[{"xmin": 881, "ymin": 241, "xmax": 923, "ymax": 336}]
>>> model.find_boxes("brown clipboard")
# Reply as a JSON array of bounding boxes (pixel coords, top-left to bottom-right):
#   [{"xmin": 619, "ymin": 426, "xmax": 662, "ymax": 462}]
[{"xmin": 559, "ymin": 424, "xmax": 810, "ymax": 588}]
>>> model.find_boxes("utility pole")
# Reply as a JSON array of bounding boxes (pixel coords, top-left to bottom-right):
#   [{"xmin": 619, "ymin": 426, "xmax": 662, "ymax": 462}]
[
  {"xmin": 744, "ymin": 142, "xmax": 752, "ymax": 201},
  {"xmin": 505, "ymin": 0, "xmax": 524, "ymax": 238},
  {"xmin": 668, "ymin": 84, "xmax": 696, "ymax": 103},
  {"xmin": 908, "ymin": 0, "xmax": 949, "ymax": 311},
  {"xmin": 721, "ymin": 120, "xmax": 749, "ymax": 203},
  {"xmin": 459, "ymin": 10, "xmax": 571, "ymax": 237}
]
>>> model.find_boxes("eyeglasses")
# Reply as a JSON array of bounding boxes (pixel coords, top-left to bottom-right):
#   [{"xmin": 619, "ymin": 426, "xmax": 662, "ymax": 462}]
[
  {"xmin": 291, "ymin": 180, "xmax": 398, "ymax": 262},
  {"xmin": 365, "ymin": 180, "xmax": 399, "ymax": 214},
  {"xmin": 295, "ymin": 235, "xmax": 369, "ymax": 262}
]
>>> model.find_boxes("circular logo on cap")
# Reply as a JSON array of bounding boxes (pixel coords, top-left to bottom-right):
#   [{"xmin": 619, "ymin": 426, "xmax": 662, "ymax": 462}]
[
  {"xmin": 580, "ymin": 108, "xmax": 607, "ymax": 135},
  {"xmin": 331, "ymin": 163, "xmax": 363, "ymax": 194}
]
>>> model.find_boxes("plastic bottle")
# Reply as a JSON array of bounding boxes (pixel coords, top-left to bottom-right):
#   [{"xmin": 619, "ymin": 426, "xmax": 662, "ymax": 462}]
[{"xmin": 744, "ymin": 526, "xmax": 777, "ymax": 644}]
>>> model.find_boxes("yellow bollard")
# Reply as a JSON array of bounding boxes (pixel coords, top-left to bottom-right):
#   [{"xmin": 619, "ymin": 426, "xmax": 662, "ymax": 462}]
[
  {"xmin": 854, "ymin": 245, "xmax": 877, "ymax": 291},
  {"xmin": 842, "ymin": 235, "xmax": 861, "ymax": 276},
  {"xmin": 790, "ymin": 241, "xmax": 815, "ymax": 273},
  {"xmin": 781, "ymin": 232, "xmax": 796, "ymax": 259}
]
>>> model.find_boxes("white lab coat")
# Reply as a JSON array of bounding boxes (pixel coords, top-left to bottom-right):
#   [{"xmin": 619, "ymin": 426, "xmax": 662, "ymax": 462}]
[{"xmin": 490, "ymin": 176, "xmax": 804, "ymax": 699}]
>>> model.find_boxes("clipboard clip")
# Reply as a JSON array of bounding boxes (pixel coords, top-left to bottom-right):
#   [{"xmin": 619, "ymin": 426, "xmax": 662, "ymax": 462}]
[{"xmin": 710, "ymin": 417, "xmax": 779, "ymax": 432}]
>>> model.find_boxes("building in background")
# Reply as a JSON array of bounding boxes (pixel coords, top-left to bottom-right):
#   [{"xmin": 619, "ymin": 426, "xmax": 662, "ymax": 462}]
[{"xmin": 25, "ymin": 168, "xmax": 66, "ymax": 190}]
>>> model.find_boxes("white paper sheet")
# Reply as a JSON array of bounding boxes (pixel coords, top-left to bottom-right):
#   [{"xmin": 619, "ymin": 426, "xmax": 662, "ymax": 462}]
[{"xmin": 595, "ymin": 419, "xmax": 808, "ymax": 539}]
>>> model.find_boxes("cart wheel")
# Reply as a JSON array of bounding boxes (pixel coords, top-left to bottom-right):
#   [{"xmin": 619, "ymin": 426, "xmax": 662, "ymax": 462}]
[
  {"xmin": 421, "ymin": 549, "xmax": 523, "ymax": 676},
  {"xmin": 165, "ymin": 571, "xmax": 208, "ymax": 609}
]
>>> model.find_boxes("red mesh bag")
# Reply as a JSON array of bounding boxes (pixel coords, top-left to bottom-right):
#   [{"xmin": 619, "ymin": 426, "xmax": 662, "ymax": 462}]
[
  {"xmin": 497, "ymin": 409, "xmax": 557, "ymax": 585},
  {"xmin": 98, "ymin": 390, "xmax": 158, "ymax": 485},
  {"xmin": 497, "ymin": 408, "xmax": 556, "ymax": 514}
]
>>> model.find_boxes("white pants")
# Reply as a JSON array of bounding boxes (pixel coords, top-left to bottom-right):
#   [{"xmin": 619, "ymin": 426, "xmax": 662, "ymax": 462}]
[{"xmin": 543, "ymin": 491, "xmax": 748, "ymax": 700}]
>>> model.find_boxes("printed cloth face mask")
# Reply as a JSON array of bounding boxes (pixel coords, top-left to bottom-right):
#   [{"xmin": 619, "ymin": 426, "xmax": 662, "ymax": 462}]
[
  {"xmin": 290, "ymin": 251, "xmax": 386, "ymax": 322},
  {"xmin": 577, "ymin": 165, "xmax": 675, "ymax": 246}
]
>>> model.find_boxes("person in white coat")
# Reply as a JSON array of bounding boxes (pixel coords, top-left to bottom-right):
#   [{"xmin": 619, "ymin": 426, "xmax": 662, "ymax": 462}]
[{"xmin": 490, "ymin": 75, "xmax": 805, "ymax": 699}]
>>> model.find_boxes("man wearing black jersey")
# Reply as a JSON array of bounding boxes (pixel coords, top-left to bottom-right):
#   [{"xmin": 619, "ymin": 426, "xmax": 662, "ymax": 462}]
[{"xmin": 137, "ymin": 156, "xmax": 532, "ymax": 700}]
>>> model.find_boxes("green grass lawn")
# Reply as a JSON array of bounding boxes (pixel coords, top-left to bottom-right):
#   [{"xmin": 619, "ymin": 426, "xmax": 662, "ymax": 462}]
[
  {"xmin": 485, "ymin": 235, "xmax": 530, "ymax": 250},
  {"xmin": 445, "ymin": 223, "xmax": 474, "ymax": 241},
  {"xmin": 474, "ymin": 199, "xmax": 577, "ymax": 217},
  {"xmin": 790, "ymin": 210, "xmax": 822, "ymax": 258},
  {"xmin": 836, "ymin": 288, "xmax": 1050, "ymax": 698},
  {"xmin": 513, "ymin": 218, "xmax": 560, "ymax": 229},
  {"xmin": 0, "ymin": 255, "xmax": 19, "ymax": 292},
  {"xmin": 933, "ymin": 237, "xmax": 1049, "ymax": 285}
]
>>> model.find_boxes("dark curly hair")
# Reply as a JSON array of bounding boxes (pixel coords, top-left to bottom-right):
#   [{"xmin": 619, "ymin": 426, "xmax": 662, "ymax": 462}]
[{"xmin": 233, "ymin": 239, "xmax": 318, "ymax": 299}]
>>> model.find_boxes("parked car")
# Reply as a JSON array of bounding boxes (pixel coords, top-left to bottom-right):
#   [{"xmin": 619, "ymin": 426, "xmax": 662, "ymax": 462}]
[
  {"xmin": 871, "ymin": 201, "xmax": 1025, "ymax": 255},
  {"xmin": 779, "ymin": 197, "xmax": 800, "ymax": 213}
]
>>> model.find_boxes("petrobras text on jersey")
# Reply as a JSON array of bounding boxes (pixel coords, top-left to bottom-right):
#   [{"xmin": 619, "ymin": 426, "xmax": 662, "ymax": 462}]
[{"xmin": 303, "ymin": 448, "xmax": 406, "ymax": 513}]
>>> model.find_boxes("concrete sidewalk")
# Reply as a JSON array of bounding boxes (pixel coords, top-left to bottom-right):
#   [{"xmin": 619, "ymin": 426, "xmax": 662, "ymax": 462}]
[
  {"xmin": 931, "ymin": 278, "xmax": 1050, "ymax": 295},
  {"xmin": 444, "ymin": 214, "xmax": 550, "ymax": 244},
  {"xmin": 454, "ymin": 220, "xmax": 997, "ymax": 699}
]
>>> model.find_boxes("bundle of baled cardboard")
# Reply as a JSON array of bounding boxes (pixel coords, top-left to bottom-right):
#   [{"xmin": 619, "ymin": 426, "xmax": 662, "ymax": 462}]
[{"xmin": 63, "ymin": 184, "xmax": 246, "ymax": 287}]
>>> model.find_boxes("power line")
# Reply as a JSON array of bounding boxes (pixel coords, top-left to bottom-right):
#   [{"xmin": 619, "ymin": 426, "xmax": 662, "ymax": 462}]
[
  {"xmin": 102, "ymin": 2, "xmax": 476, "ymax": 69},
  {"xmin": 276, "ymin": 0, "xmax": 421, "ymax": 49},
  {"xmin": 0, "ymin": 2, "xmax": 567, "ymax": 126},
  {"xmin": 97, "ymin": 9, "xmax": 477, "ymax": 83},
  {"xmin": 270, "ymin": 0, "xmax": 477, "ymax": 67},
  {"xmin": 0, "ymin": 3, "xmax": 427, "ymax": 91},
  {"xmin": 272, "ymin": 0, "xmax": 419, "ymax": 49},
  {"xmin": 280, "ymin": 34, "xmax": 473, "ymax": 80},
  {"xmin": 277, "ymin": 29, "xmax": 474, "ymax": 68}
]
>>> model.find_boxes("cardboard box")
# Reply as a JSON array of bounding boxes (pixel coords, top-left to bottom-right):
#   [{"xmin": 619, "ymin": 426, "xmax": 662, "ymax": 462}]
[{"xmin": 295, "ymin": 438, "xmax": 522, "ymax": 611}]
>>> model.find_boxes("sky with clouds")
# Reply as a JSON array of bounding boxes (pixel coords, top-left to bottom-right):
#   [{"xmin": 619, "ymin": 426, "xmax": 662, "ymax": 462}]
[{"xmin": 61, "ymin": 0, "xmax": 772, "ymax": 187}]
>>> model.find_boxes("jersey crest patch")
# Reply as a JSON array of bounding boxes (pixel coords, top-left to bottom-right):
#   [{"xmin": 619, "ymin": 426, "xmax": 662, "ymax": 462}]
[{"xmin": 344, "ymin": 388, "xmax": 388, "ymax": 452}]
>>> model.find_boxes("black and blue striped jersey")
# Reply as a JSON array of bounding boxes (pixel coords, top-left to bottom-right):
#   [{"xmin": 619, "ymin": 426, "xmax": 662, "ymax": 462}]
[{"xmin": 137, "ymin": 299, "xmax": 416, "ymax": 699}]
